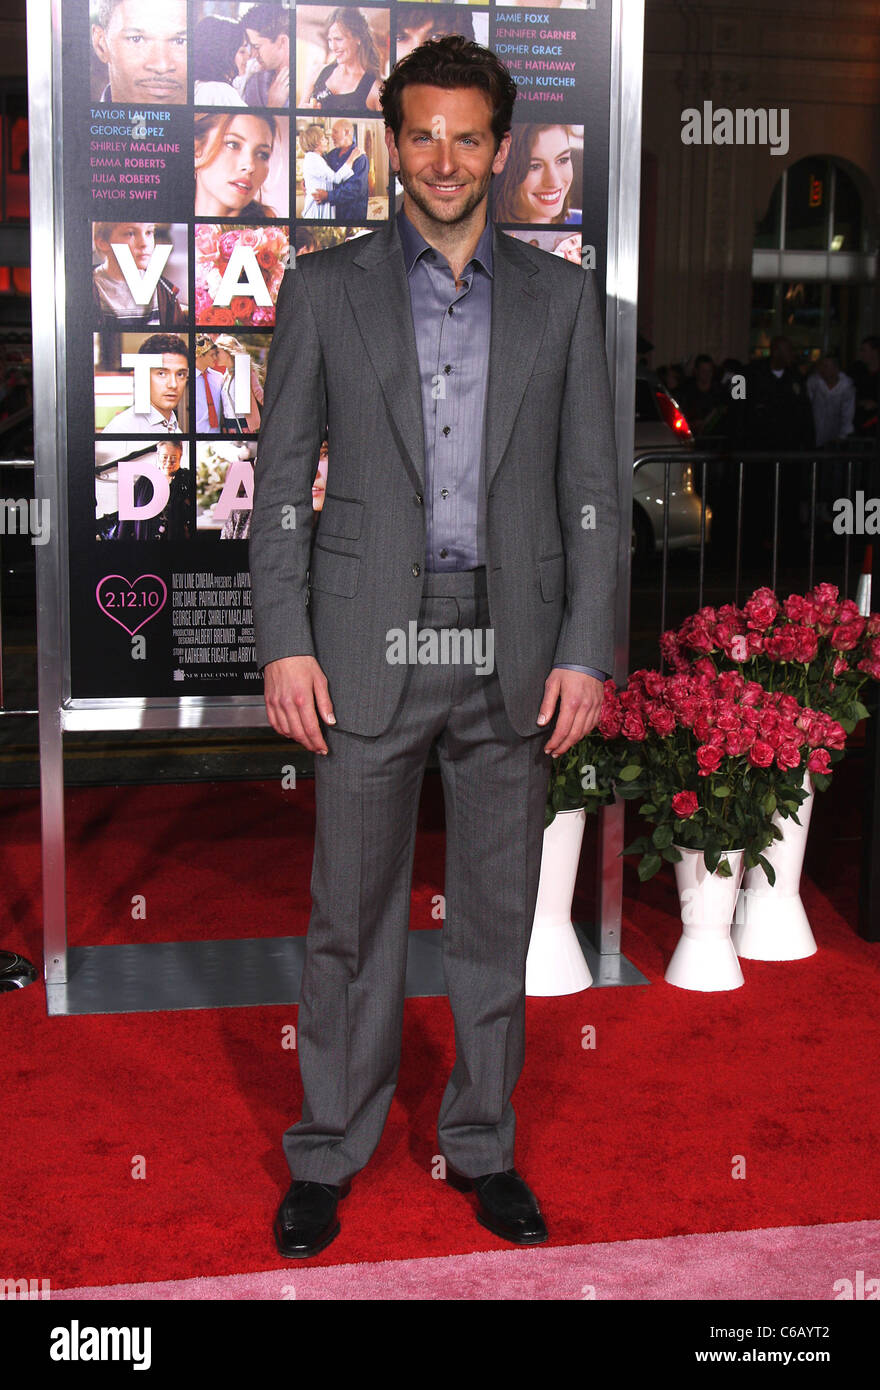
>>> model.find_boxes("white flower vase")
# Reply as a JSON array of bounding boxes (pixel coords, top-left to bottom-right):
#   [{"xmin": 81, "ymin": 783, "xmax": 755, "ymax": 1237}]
[
  {"xmin": 666, "ymin": 846, "xmax": 746, "ymax": 991},
  {"xmin": 732, "ymin": 772, "xmax": 817, "ymax": 961},
  {"xmin": 526, "ymin": 808, "xmax": 593, "ymax": 996}
]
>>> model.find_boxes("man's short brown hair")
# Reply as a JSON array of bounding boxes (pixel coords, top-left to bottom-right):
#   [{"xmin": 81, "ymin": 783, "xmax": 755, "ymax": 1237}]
[{"xmin": 380, "ymin": 34, "xmax": 516, "ymax": 150}]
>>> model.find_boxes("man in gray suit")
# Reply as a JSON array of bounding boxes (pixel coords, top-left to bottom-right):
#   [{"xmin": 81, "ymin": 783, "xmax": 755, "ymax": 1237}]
[{"xmin": 249, "ymin": 36, "xmax": 620, "ymax": 1259}]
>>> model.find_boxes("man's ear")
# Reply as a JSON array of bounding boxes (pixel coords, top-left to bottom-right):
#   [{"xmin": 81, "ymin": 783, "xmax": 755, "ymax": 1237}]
[
  {"xmin": 384, "ymin": 126, "xmax": 399, "ymax": 173},
  {"xmin": 92, "ymin": 25, "xmax": 110, "ymax": 67},
  {"xmin": 492, "ymin": 130, "xmax": 512, "ymax": 177}
]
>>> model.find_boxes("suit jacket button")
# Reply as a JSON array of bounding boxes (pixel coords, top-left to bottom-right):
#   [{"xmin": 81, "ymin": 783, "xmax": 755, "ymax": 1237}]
[{"xmin": 412, "ymin": 562, "xmax": 421, "ymax": 577}]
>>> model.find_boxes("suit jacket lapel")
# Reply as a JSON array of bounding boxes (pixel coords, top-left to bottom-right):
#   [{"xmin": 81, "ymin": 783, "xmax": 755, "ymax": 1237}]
[
  {"xmin": 345, "ymin": 221, "xmax": 427, "ymax": 490},
  {"xmin": 344, "ymin": 217, "xmax": 549, "ymax": 492},
  {"xmin": 485, "ymin": 228, "xmax": 548, "ymax": 490}
]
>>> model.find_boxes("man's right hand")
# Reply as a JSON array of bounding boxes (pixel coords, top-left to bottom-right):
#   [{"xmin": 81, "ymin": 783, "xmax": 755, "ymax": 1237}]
[{"xmin": 263, "ymin": 655, "xmax": 335, "ymax": 753}]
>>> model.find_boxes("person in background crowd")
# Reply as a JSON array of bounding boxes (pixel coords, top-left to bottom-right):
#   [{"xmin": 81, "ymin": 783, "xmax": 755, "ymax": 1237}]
[
  {"xmin": 91, "ymin": 0, "xmax": 187, "ymax": 104},
  {"xmin": 806, "ymin": 354, "xmax": 856, "ymax": 447},
  {"xmin": 657, "ymin": 362, "xmax": 684, "ymax": 398},
  {"xmin": 850, "ymin": 334, "xmax": 880, "ymax": 437},
  {"xmin": 193, "ymin": 14, "xmax": 248, "ymax": 105},
  {"xmin": 93, "ymin": 222, "xmax": 187, "ymax": 330},
  {"xmin": 734, "ymin": 336, "xmax": 814, "ymax": 560},
  {"xmin": 742, "ymin": 335, "xmax": 814, "ymax": 451},
  {"xmin": 678, "ymin": 353, "xmax": 727, "ymax": 436},
  {"xmin": 243, "ymin": 3, "xmax": 290, "ymax": 108}
]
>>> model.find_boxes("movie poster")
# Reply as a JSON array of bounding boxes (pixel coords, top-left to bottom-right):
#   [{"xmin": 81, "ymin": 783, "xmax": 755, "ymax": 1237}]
[{"xmin": 62, "ymin": 0, "xmax": 610, "ymax": 697}]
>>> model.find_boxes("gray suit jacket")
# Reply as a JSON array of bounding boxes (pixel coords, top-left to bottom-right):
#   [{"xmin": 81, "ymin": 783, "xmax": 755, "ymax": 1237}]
[{"xmin": 249, "ymin": 218, "xmax": 620, "ymax": 738}]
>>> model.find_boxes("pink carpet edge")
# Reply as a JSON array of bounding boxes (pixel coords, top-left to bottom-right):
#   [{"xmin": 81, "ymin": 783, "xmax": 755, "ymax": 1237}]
[{"xmin": 49, "ymin": 1218, "xmax": 880, "ymax": 1301}]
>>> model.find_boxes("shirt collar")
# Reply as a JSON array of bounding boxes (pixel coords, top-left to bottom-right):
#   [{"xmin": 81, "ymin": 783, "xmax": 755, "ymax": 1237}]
[{"xmin": 396, "ymin": 206, "xmax": 494, "ymax": 279}]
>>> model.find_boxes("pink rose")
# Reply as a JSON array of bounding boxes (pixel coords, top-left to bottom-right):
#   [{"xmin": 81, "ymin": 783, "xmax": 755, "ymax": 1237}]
[
  {"xmin": 776, "ymin": 742, "xmax": 802, "ymax": 771},
  {"xmin": 748, "ymin": 740, "xmax": 775, "ymax": 768},
  {"xmin": 791, "ymin": 626, "xmax": 818, "ymax": 663},
  {"xmin": 696, "ymin": 744, "xmax": 723, "ymax": 775},
  {"xmin": 672, "ymin": 790, "xmax": 699, "ymax": 818},
  {"xmin": 621, "ymin": 712, "xmax": 646, "ymax": 742},
  {"xmin": 744, "ymin": 586, "xmax": 779, "ymax": 630},
  {"xmin": 648, "ymin": 705, "xmax": 676, "ymax": 737},
  {"xmin": 807, "ymin": 748, "xmax": 831, "ymax": 774},
  {"xmin": 832, "ymin": 621, "xmax": 865, "ymax": 651},
  {"xmin": 219, "ymin": 231, "xmax": 239, "ymax": 261}
]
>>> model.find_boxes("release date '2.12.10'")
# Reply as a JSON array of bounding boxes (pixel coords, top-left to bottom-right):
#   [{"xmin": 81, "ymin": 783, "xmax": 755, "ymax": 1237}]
[{"xmin": 100, "ymin": 589, "xmax": 163, "ymax": 608}]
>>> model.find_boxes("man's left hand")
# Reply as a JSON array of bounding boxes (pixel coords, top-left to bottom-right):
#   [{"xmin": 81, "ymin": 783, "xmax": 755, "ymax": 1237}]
[{"xmin": 537, "ymin": 669, "xmax": 604, "ymax": 758}]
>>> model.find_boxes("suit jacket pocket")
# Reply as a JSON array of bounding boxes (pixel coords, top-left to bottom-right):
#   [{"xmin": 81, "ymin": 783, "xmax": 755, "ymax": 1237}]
[
  {"xmin": 537, "ymin": 552, "xmax": 565, "ymax": 602},
  {"xmin": 318, "ymin": 493, "xmax": 364, "ymax": 541},
  {"xmin": 309, "ymin": 542, "xmax": 360, "ymax": 598}
]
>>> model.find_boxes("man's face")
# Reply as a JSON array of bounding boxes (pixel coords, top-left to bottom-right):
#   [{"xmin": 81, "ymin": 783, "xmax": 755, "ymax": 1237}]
[
  {"xmin": 245, "ymin": 28, "xmax": 286, "ymax": 74},
  {"xmin": 149, "ymin": 353, "xmax": 188, "ymax": 417},
  {"xmin": 819, "ymin": 356, "xmax": 840, "ymax": 387},
  {"xmin": 156, "ymin": 442, "xmax": 182, "ymax": 476},
  {"xmin": 92, "ymin": 0, "xmax": 188, "ymax": 104},
  {"xmin": 385, "ymin": 85, "xmax": 510, "ymax": 230},
  {"xmin": 859, "ymin": 340, "xmax": 880, "ymax": 372},
  {"xmin": 331, "ymin": 123, "xmax": 353, "ymax": 149}
]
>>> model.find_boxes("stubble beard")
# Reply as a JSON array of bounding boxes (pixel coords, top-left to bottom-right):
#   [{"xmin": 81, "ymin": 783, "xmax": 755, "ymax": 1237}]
[{"xmin": 398, "ymin": 164, "xmax": 494, "ymax": 231}]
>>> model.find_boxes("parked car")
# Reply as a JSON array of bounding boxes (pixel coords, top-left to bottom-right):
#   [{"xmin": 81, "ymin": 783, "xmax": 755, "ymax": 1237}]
[{"xmin": 632, "ymin": 367, "xmax": 711, "ymax": 563}]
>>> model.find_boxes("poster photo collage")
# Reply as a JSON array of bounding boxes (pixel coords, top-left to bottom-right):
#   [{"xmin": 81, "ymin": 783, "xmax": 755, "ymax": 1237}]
[
  {"xmin": 87, "ymin": 0, "xmax": 594, "ymax": 553},
  {"xmin": 69, "ymin": 0, "xmax": 605, "ymax": 694}
]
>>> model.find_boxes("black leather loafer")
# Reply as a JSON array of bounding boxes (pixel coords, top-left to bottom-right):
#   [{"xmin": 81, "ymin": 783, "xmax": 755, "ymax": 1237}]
[
  {"xmin": 445, "ymin": 1166, "xmax": 548, "ymax": 1245},
  {"xmin": 273, "ymin": 1178, "xmax": 351, "ymax": 1259}
]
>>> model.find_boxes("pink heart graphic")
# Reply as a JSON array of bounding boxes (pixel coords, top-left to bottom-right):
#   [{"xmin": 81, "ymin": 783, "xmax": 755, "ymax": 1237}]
[{"xmin": 96, "ymin": 574, "xmax": 168, "ymax": 636}]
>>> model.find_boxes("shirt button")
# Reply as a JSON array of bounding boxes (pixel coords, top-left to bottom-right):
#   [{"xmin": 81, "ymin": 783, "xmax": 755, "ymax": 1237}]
[
  {"xmin": 448, "ymin": 306, "xmax": 453, "ymax": 316},
  {"xmin": 414, "ymin": 493, "xmax": 423, "ymax": 506},
  {"xmin": 439, "ymin": 548, "xmax": 448, "ymax": 558},
  {"xmin": 412, "ymin": 562, "xmax": 421, "ymax": 577},
  {"xmin": 440, "ymin": 488, "xmax": 449, "ymax": 499},
  {"xmin": 442, "ymin": 425, "xmax": 450, "ymax": 436},
  {"xmin": 444, "ymin": 364, "xmax": 452, "ymax": 374}
]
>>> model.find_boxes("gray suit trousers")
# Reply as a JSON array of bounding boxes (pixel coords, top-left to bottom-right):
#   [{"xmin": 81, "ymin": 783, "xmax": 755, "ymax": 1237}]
[{"xmin": 283, "ymin": 566, "xmax": 552, "ymax": 1183}]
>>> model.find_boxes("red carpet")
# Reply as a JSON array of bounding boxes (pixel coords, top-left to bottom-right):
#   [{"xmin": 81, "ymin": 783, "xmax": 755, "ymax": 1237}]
[{"xmin": 1, "ymin": 767, "xmax": 879, "ymax": 1289}]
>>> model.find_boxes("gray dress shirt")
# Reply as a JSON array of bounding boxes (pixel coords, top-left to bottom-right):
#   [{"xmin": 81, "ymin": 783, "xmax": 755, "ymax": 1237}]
[{"xmin": 395, "ymin": 207, "xmax": 606, "ymax": 684}]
